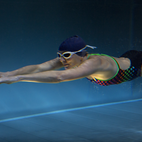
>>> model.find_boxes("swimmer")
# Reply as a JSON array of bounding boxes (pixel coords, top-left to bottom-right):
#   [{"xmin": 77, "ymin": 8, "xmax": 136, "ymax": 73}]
[{"xmin": 0, "ymin": 35, "xmax": 141, "ymax": 86}]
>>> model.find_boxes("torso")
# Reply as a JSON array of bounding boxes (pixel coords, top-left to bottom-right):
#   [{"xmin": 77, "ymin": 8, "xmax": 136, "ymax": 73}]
[{"xmin": 87, "ymin": 54, "xmax": 131, "ymax": 81}]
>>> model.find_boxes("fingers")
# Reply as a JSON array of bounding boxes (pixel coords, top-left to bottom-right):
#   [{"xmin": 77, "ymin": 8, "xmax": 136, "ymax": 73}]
[
  {"xmin": 0, "ymin": 77, "xmax": 12, "ymax": 84},
  {"xmin": 0, "ymin": 76, "xmax": 20, "ymax": 84}
]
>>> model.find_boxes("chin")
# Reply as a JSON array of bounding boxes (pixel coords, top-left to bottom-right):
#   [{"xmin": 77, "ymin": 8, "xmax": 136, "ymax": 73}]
[{"xmin": 65, "ymin": 66, "xmax": 72, "ymax": 69}]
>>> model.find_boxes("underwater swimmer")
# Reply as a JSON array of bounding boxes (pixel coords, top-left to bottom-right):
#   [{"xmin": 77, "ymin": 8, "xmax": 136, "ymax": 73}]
[{"xmin": 0, "ymin": 35, "xmax": 141, "ymax": 86}]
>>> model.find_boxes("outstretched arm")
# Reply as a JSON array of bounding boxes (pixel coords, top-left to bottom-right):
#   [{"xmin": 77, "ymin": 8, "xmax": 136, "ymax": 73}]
[
  {"xmin": 0, "ymin": 58, "xmax": 63, "ymax": 77},
  {"xmin": 0, "ymin": 57, "xmax": 102, "ymax": 84},
  {"xmin": 0, "ymin": 56, "xmax": 118, "ymax": 84}
]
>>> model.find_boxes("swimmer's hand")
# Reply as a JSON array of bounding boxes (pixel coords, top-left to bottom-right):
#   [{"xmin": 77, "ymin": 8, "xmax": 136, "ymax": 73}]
[{"xmin": 0, "ymin": 76, "xmax": 20, "ymax": 84}]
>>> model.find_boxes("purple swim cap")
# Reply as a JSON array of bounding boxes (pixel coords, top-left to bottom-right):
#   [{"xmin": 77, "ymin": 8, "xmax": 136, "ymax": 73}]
[{"xmin": 59, "ymin": 35, "xmax": 86, "ymax": 52}]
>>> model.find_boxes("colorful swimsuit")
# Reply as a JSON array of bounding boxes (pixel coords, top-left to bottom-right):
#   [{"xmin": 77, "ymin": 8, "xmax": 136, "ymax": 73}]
[{"xmin": 87, "ymin": 50, "xmax": 142, "ymax": 86}]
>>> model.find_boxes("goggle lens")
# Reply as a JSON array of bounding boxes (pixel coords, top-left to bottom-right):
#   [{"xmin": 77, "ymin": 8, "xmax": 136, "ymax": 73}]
[
  {"xmin": 57, "ymin": 52, "xmax": 72, "ymax": 59},
  {"xmin": 63, "ymin": 53, "xmax": 71, "ymax": 58}
]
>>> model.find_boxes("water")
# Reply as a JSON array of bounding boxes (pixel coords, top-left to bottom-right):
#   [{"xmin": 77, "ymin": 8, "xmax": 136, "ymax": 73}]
[{"xmin": 0, "ymin": 1, "xmax": 141, "ymax": 140}]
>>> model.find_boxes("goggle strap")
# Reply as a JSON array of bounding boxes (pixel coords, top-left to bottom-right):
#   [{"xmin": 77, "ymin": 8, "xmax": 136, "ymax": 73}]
[
  {"xmin": 57, "ymin": 44, "xmax": 97, "ymax": 59},
  {"xmin": 76, "ymin": 45, "xmax": 97, "ymax": 52},
  {"xmin": 86, "ymin": 45, "xmax": 97, "ymax": 49}
]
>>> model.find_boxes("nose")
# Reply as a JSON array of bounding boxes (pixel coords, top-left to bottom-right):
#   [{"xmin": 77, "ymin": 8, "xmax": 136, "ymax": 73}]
[{"xmin": 60, "ymin": 56, "xmax": 66, "ymax": 62}]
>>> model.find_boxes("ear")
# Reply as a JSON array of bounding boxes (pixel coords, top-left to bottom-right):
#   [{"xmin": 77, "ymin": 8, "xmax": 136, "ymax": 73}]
[
  {"xmin": 80, "ymin": 56, "xmax": 84, "ymax": 62},
  {"xmin": 82, "ymin": 50, "xmax": 87, "ymax": 57}
]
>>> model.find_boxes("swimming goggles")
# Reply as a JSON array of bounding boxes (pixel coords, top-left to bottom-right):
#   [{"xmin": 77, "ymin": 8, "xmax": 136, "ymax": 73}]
[{"xmin": 57, "ymin": 45, "xmax": 96, "ymax": 59}]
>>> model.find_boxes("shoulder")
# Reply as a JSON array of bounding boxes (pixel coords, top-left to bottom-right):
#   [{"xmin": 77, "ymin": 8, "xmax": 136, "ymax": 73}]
[
  {"xmin": 79, "ymin": 54, "xmax": 108, "ymax": 69},
  {"xmin": 87, "ymin": 54, "xmax": 131, "ymax": 70},
  {"xmin": 87, "ymin": 53, "xmax": 113, "ymax": 62},
  {"xmin": 86, "ymin": 53, "xmax": 119, "ymax": 70}
]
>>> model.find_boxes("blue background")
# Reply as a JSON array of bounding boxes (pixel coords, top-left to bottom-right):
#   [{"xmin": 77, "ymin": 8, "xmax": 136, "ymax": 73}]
[{"xmin": 0, "ymin": 0, "xmax": 142, "ymax": 118}]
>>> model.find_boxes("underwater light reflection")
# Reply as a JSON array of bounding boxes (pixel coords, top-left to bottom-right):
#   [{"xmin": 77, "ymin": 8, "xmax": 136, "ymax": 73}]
[{"xmin": 0, "ymin": 98, "xmax": 142, "ymax": 123}]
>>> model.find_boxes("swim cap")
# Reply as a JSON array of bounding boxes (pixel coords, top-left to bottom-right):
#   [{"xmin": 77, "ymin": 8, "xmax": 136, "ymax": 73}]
[{"xmin": 59, "ymin": 35, "xmax": 86, "ymax": 52}]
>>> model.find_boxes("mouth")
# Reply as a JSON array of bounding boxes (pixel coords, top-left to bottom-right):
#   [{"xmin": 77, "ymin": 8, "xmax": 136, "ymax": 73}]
[{"xmin": 64, "ymin": 64, "xmax": 69, "ymax": 67}]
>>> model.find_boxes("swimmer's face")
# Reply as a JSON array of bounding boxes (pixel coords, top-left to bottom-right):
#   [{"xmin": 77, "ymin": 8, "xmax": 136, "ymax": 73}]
[{"xmin": 58, "ymin": 51, "xmax": 83, "ymax": 69}]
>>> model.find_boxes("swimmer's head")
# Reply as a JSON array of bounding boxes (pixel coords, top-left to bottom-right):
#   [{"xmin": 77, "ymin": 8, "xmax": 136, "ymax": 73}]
[
  {"xmin": 58, "ymin": 35, "xmax": 96, "ymax": 69},
  {"xmin": 59, "ymin": 35, "xmax": 86, "ymax": 52},
  {"xmin": 58, "ymin": 35, "xmax": 96, "ymax": 57}
]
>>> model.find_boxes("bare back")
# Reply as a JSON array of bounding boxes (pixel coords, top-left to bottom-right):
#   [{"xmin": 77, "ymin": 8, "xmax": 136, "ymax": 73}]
[{"xmin": 87, "ymin": 55, "xmax": 131, "ymax": 81}]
